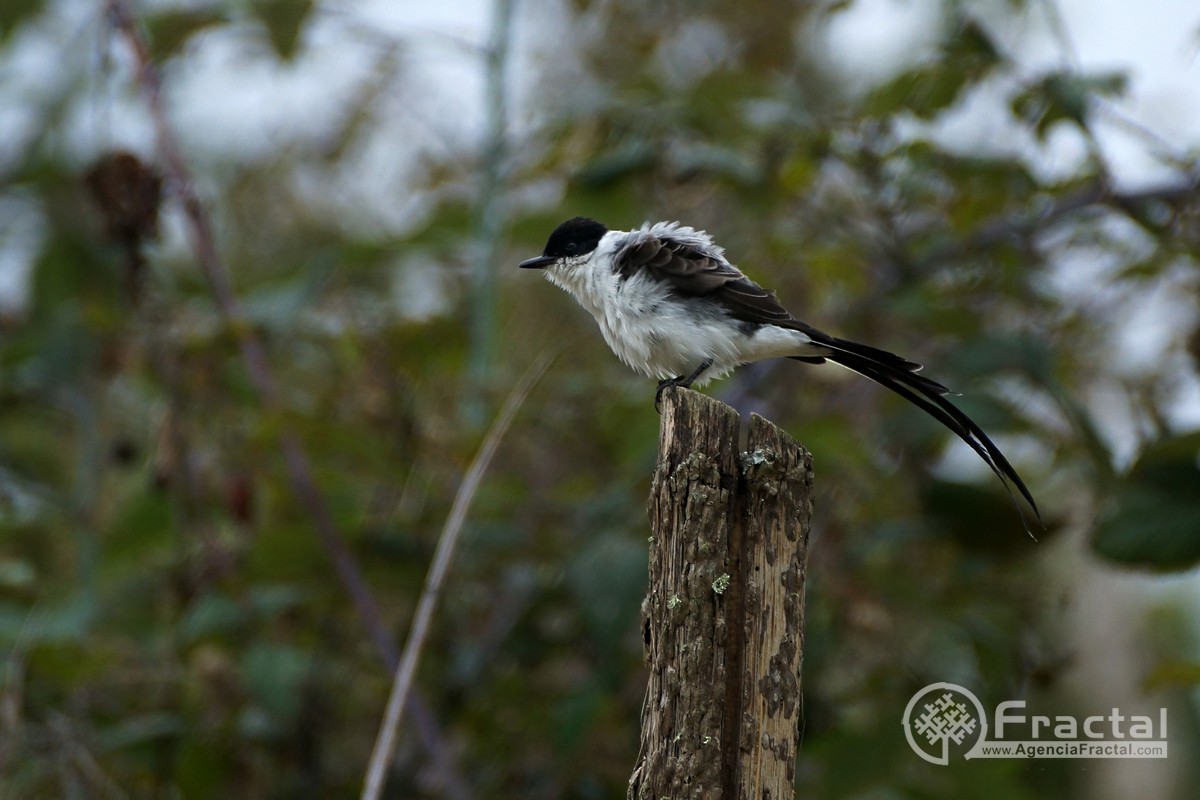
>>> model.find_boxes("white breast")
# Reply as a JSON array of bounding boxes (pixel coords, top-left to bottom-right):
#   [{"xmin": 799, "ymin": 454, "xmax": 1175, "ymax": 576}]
[{"xmin": 541, "ymin": 232, "xmax": 817, "ymax": 384}]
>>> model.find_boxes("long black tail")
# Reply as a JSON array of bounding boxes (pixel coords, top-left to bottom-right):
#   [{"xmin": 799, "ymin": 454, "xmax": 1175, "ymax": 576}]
[{"xmin": 793, "ymin": 337, "xmax": 1040, "ymax": 532}]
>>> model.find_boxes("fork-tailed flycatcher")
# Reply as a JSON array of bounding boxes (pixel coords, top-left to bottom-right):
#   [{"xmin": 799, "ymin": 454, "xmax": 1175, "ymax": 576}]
[{"xmin": 519, "ymin": 216, "xmax": 1040, "ymax": 527}]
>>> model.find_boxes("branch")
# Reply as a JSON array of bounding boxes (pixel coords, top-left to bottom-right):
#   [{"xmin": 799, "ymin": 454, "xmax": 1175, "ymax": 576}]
[
  {"xmin": 465, "ymin": 0, "xmax": 516, "ymax": 422},
  {"xmin": 921, "ymin": 174, "xmax": 1200, "ymax": 266},
  {"xmin": 101, "ymin": 3, "xmax": 474, "ymax": 797},
  {"xmin": 361, "ymin": 351, "xmax": 555, "ymax": 800},
  {"xmin": 102, "ymin": 0, "xmax": 398, "ymax": 678}
]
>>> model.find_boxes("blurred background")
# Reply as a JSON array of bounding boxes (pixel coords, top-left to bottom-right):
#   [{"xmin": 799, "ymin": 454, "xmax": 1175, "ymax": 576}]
[{"xmin": 2, "ymin": 0, "xmax": 1200, "ymax": 797}]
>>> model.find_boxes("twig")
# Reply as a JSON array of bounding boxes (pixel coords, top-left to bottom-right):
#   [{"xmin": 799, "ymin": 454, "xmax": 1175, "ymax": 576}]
[
  {"xmin": 101, "ymin": 2, "xmax": 474, "ymax": 795},
  {"xmin": 361, "ymin": 350, "xmax": 556, "ymax": 800},
  {"xmin": 48, "ymin": 713, "xmax": 129, "ymax": 800},
  {"xmin": 101, "ymin": 0, "xmax": 401, "ymax": 681},
  {"xmin": 1035, "ymin": 0, "xmax": 1081, "ymax": 71},
  {"xmin": 465, "ymin": 0, "xmax": 515, "ymax": 424},
  {"xmin": 1032, "ymin": 3, "xmax": 1196, "ymax": 174},
  {"xmin": 1092, "ymin": 98, "xmax": 1199, "ymax": 174},
  {"xmin": 920, "ymin": 175, "xmax": 1200, "ymax": 265}
]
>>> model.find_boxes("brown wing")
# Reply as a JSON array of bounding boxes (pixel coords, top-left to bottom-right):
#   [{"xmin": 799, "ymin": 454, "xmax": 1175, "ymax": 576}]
[
  {"xmin": 618, "ymin": 232, "xmax": 926, "ymax": 373},
  {"xmin": 618, "ymin": 234, "xmax": 795, "ymax": 326}
]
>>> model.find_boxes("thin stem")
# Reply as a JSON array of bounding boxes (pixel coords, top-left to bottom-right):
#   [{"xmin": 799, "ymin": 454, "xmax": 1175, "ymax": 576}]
[
  {"xmin": 101, "ymin": 2, "xmax": 474, "ymax": 795},
  {"xmin": 361, "ymin": 350, "xmax": 555, "ymax": 800},
  {"xmin": 101, "ymin": 0, "xmax": 398, "ymax": 675},
  {"xmin": 465, "ymin": 0, "xmax": 516, "ymax": 423},
  {"xmin": 920, "ymin": 176, "xmax": 1200, "ymax": 266}
]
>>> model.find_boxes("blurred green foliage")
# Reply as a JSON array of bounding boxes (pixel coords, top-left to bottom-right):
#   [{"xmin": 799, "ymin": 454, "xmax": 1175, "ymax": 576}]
[{"xmin": 2, "ymin": 1, "xmax": 1200, "ymax": 798}]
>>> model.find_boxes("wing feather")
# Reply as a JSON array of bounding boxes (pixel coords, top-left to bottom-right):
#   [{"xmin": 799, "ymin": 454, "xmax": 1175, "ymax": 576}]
[
  {"xmin": 615, "ymin": 226, "xmax": 923, "ymax": 372},
  {"xmin": 615, "ymin": 227, "xmax": 796, "ymax": 324}
]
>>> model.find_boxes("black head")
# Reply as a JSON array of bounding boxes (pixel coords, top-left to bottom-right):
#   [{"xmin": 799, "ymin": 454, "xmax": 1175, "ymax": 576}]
[{"xmin": 519, "ymin": 217, "xmax": 609, "ymax": 269}]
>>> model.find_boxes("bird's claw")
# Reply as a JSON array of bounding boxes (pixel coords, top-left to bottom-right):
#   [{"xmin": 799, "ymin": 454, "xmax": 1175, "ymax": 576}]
[
  {"xmin": 654, "ymin": 380, "xmax": 676, "ymax": 413},
  {"xmin": 654, "ymin": 358, "xmax": 714, "ymax": 413}
]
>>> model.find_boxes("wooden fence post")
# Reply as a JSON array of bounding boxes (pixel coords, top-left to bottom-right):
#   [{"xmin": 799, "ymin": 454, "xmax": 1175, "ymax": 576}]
[{"xmin": 629, "ymin": 387, "xmax": 812, "ymax": 800}]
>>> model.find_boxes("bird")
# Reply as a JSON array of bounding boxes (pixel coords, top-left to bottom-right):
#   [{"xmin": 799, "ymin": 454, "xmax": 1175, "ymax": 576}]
[{"xmin": 519, "ymin": 216, "xmax": 1039, "ymax": 528}]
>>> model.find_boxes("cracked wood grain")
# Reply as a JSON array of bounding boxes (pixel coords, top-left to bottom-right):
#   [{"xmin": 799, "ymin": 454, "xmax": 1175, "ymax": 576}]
[{"xmin": 630, "ymin": 388, "xmax": 811, "ymax": 800}]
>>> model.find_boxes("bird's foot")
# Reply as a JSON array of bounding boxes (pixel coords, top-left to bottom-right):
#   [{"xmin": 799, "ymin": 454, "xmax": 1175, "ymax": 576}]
[
  {"xmin": 654, "ymin": 379, "xmax": 678, "ymax": 413},
  {"xmin": 654, "ymin": 358, "xmax": 713, "ymax": 413}
]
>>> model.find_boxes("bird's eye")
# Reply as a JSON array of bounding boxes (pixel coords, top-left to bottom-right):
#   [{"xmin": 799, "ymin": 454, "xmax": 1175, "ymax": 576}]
[{"xmin": 564, "ymin": 242, "xmax": 578, "ymax": 254}]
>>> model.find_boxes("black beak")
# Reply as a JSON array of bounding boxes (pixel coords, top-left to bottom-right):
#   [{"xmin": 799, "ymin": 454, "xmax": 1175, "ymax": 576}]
[{"xmin": 518, "ymin": 255, "xmax": 557, "ymax": 269}]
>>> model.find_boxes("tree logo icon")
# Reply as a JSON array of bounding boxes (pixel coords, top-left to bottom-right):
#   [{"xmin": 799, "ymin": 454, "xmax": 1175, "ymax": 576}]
[{"xmin": 902, "ymin": 682, "xmax": 988, "ymax": 765}]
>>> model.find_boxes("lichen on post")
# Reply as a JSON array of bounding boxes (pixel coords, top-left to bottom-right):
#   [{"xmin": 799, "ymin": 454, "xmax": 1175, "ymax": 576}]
[{"xmin": 629, "ymin": 387, "xmax": 812, "ymax": 800}]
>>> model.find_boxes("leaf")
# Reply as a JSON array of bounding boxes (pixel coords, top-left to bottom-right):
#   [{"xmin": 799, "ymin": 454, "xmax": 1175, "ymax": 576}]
[
  {"xmin": 240, "ymin": 278, "xmax": 318, "ymax": 328},
  {"xmin": 173, "ymin": 738, "xmax": 230, "ymax": 797},
  {"xmin": 921, "ymin": 480, "xmax": 1042, "ymax": 554},
  {"xmin": 180, "ymin": 593, "xmax": 246, "ymax": 642},
  {"xmin": 1092, "ymin": 432, "xmax": 1200, "ymax": 570},
  {"xmin": 943, "ymin": 17, "xmax": 1003, "ymax": 67},
  {"xmin": 105, "ymin": 491, "xmax": 172, "ymax": 567},
  {"xmin": 241, "ymin": 642, "xmax": 311, "ymax": 727},
  {"xmin": 0, "ymin": 0, "xmax": 42, "ymax": 41},
  {"xmin": 1144, "ymin": 660, "xmax": 1200, "ymax": 690},
  {"xmin": 98, "ymin": 713, "xmax": 185, "ymax": 751},
  {"xmin": 252, "ymin": 0, "xmax": 313, "ymax": 61},
  {"xmin": 0, "ymin": 594, "xmax": 96, "ymax": 645},
  {"xmin": 865, "ymin": 65, "xmax": 966, "ymax": 119},
  {"xmin": 145, "ymin": 10, "xmax": 226, "ymax": 62},
  {"xmin": 1051, "ymin": 388, "xmax": 1116, "ymax": 485},
  {"xmin": 574, "ymin": 141, "xmax": 658, "ymax": 188},
  {"xmin": 0, "ymin": 558, "xmax": 36, "ymax": 591},
  {"xmin": 1190, "ymin": 322, "xmax": 1200, "ymax": 376},
  {"xmin": 1011, "ymin": 70, "xmax": 1128, "ymax": 139},
  {"xmin": 943, "ymin": 332, "xmax": 1055, "ymax": 383},
  {"xmin": 668, "ymin": 142, "xmax": 761, "ymax": 185},
  {"xmin": 566, "ymin": 533, "xmax": 646, "ymax": 646},
  {"xmin": 863, "ymin": 18, "xmax": 1001, "ymax": 119},
  {"xmin": 246, "ymin": 584, "xmax": 306, "ymax": 617}
]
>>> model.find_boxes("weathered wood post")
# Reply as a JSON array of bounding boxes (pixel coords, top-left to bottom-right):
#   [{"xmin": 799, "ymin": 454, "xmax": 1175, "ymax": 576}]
[{"xmin": 628, "ymin": 387, "xmax": 812, "ymax": 800}]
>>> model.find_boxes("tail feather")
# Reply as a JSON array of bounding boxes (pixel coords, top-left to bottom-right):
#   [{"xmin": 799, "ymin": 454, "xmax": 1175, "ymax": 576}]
[
  {"xmin": 808, "ymin": 344, "xmax": 1040, "ymax": 532},
  {"xmin": 825, "ymin": 335, "xmax": 928, "ymax": 376}
]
